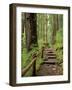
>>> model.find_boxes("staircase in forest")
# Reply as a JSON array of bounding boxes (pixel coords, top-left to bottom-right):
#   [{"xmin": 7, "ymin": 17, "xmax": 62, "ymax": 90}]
[
  {"xmin": 36, "ymin": 48, "xmax": 63, "ymax": 76},
  {"xmin": 43, "ymin": 48, "xmax": 57, "ymax": 64}
]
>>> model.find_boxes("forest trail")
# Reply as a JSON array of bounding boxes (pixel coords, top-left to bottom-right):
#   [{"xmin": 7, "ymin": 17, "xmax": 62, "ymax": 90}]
[{"xmin": 36, "ymin": 48, "xmax": 63, "ymax": 76}]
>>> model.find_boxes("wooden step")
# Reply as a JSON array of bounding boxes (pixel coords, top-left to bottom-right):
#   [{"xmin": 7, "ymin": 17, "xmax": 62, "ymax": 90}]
[
  {"xmin": 44, "ymin": 49, "xmax": 54, "ymax": 51},
  {"xmin": 45, "ymin": 53, "xmax": 56, "ymax": 56},
  {"xmin": 44, "ymin": 49, "xmax": 55, "ymax": 51},
  {"xmin": 43, "ymin": 56, "xmax": 56, "ymax": 59},
  {"xmin": 44, "ymin": 48, "xmax": 53, "ymax": 51},
  {"xmin": 48, "ymin": 56, "xmax": 56, "ymax": 59},
  {"xmin": 44, "ymin": 51, "xmax": 54, "ymax": 53},
  {"xmin": 43, "ymin": 59, "xmax": 57, "ymax": 64}
]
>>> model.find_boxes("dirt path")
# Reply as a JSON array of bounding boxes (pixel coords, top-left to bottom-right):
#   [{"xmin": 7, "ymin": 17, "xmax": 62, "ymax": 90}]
[{"xmin": 36, "ymin": 48, "xmax": 63, "ymax": 76}]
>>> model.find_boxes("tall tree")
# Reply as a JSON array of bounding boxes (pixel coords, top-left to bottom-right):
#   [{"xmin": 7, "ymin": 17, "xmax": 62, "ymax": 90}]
[
  {"xmin": 45, "ymin": 14, "xmax": 48, "ymax": 44},
  {"xmin": 30, "ymin": 13, "xmax": 37, "ymax": 45},
  {"xmin": 25, "ymin": 13, "xmax": 31, "ymax": 51},
  {"xmin": 52, "ymin": 14, "xmax": 58, "ymax": 45},
  {"xmin": 22, "ymin": 13, "xmax": 25, "ymax": 33},
  {"xmin": 25, "ymin": 13, "xmax": 37, "ymax": 51}
]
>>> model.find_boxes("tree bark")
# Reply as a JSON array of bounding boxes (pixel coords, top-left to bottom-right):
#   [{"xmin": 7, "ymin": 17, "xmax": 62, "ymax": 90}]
[
  {"xmin": 25, "ymin": 13, "xmax": 37, "ymax": 51},
  {"xmin": 52, "ymin": 14, "xmax": 58, "ymax": 45},
  {"xmin": 30, "ymin": 13, "xmax": 37, "ymax": 45}
]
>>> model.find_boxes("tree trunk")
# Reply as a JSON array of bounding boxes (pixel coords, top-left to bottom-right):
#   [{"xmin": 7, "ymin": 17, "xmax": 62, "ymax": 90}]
[
  {"xmin": 25, "ymin": 13, "xmax": 31, "ymax": 51},
  {"xmin": 46, "ymin": 14, "xmax": 48, "ymax": 44},
  {"xmin": 22, "ymin": 13, "xmax": 25, "ymax": 33},
  {"xmin": 30, "ymin": 13, "xmax": 37, "ymax": 45},
  {"xmin": 52, "ymin": 14, "xmax": 58, "ymax": 45},
  {"xmin": 25, "ymin": 13, "xmax": 37, "ymax": 51}
]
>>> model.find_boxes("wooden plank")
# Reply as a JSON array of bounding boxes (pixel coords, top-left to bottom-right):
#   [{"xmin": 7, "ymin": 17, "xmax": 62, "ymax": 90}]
[
  {"xmin": 43, "ymin": 59, "xmax": 57, "ymax": 64},
  {"xmin": 44, "ymin": 48, "xmax": 54, "ymax": 51},
  {"xmin": 45, "ymin": 53, "xmax": 56, "ymax": 56},
  {"xmin": 44, "ymin": 51, "xmax": 54, "ymax": 53},
  {"xmin": 44, "ymin": 56, "xmax": 56, "ymax": 59},
  {"xmin": 22, "ymin": 57, "xmax": 37, "ymax": 76},
  {"xmin": 48, "ymin": 56, "xmax": 56, "ymax": 59}
]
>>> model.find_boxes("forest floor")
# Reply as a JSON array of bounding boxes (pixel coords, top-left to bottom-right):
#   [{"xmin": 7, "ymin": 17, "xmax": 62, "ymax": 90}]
[{"xmin": 36, "ymin": 48, "xmax": 63, "ymax": 76}]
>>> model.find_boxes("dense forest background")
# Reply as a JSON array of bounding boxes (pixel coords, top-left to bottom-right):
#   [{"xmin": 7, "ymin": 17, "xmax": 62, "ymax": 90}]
[{"xmin": 21, "ymin": 13, "xmax": 63, "ymax": 76}]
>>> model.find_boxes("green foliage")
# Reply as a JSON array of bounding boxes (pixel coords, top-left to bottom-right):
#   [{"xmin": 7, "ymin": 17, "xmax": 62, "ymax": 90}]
[
  {"xmin": 21, "ymin": 48, "xmax": 31, "ymax": 69},
  {"xmin": 55, "ymin": 29, "xmax": 63, "ymax": 48},
  {"xmin": 21, "ymin": 43, "xmax": 43, "ymax": 76},
  {"xmin": 54, "ymin": 30, "xmax": 63, "ymax": 63},
  {"xmin": 36, "ymin": 55, "xmax": 43, "ymax": 71},
  {"xmin": 56, "ymin": 49, "xmax": 63, "ymax": 63},
  {"xmin": 30, "ymin": 44, "xmax": 43, "ymax": 72}
]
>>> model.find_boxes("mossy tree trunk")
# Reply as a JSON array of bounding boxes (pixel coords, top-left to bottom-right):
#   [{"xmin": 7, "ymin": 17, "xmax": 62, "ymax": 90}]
[{"xmin": 25, "ymin": 13, "xmax": 37, "ymax": 51}]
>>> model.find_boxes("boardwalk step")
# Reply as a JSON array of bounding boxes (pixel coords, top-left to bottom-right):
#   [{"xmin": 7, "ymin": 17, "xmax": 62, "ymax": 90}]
[
  {"xmin": 43, "ymin": 56, "xmax": 56, "ymax": 60},
  {"xmin": 43, "ymin": 59, "xmax": 57, "ymax": 64},
  {"xmin": 44, "ymin": 51, "xmax": 54, "ymax": 53},
  {"xmin": 48, "ymin": 56, "xmax": 56, "ymax": 59},
  {"xmin": 44, "ymin": 49, "xmax": 55, "ymax": 51},
  {"xmin": 45, "ymin": 53, "xmax": 56, "ymax": 56},
  {"xmin": 44, "ymin": 48, "xmax": 53, "ymax": 51}
]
